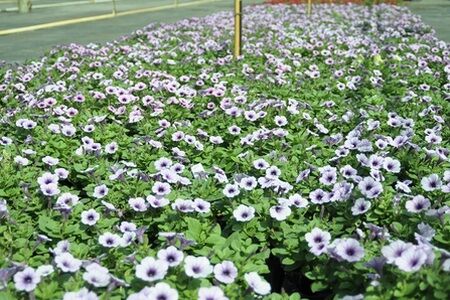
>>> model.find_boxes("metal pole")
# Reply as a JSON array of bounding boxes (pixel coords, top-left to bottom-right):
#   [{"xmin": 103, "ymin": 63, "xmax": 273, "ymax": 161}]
[
  {"xmin": 17, "ymin": 0, "xmax": 31, "ymax": 13},
  {"xmin": 307, "ymin": 0, "xmax": 312, "ymax": 17},
  {"xmin": 112, "ymin": 0, "xmax": 117, "ymax": 15},
  {"xmin": 234, "ymin": 0, "xmax": 242, "ymax": 58}
]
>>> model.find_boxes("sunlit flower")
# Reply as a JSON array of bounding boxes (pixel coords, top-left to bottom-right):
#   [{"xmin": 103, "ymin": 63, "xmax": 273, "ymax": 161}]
[
  {"xmin": 184, "ymin": 256, "xmax": 213, "ymax": 278},
  {"xmin": 63, "ymin": 288, "xmax": 98, "ymax": 300},
  {"xmin": 269, "ymin": 205, "xmax": 291, "ymax": 221},
  {"xmin": 334, "ymin": 238, "xmax": 365, "ymax": 262},
  {"xmin": 135, "ymin": 257, "xmax": 169, "ymax": 282},
  {"xmin": 358, "ymin": 177, "xmax": 383, "ymax": 199},
  {"xmin": 214, "ymin": 260, "xmax": 238, "ymax": 284},
  {"xmin": 421, "ymin": 174, "xmax": 442, "ymax": 192},
  {"xmin": 405, "ymin": 195, "xmax": 430, "ymax": 213},
  {"xmin": 98, "ymin": 232, "xmax": 122, "ymax": 248},
  {"xmin": 14, "ymin": 267, "xmax": 40, "ymax": 292},
  {"xmin": 55, "ymin": 253, "xmax": 82, "ymax": 273},
  {"xmin": 147, "ymin": 282, "xmax": 178, "ymax": 300},
  {"xmin": 198, "ymin": 286, "xmax": 228, "ymax": 300},
  {"xmin": 233, "ymin": 205, "xmax": 256, "ymax": 222},
  {"xmin": 305, "ymin": 228, "xmax": 331, "ymax": 248},
  {"xmin": 395, "ymin": 247, "xmax": 427, "ymax": 272},
  {"xmin": 351, "ymin": 198, "xmax": 371, "ymax": 215},
  {"xmin": 382, "ymin": 240, "xmax": 413, "ymax": 264},
  {"xmin": 244, "ymin": 272, "xmax": 271, "ymax": 295},
  {"xmin": 81, "ymin": 209, "xmax": 100, "ymax": 226},
  {"xmin": 157, "ymin": 246, "xmax": 184, "ymax": 267},
  {"xmin": 223, "ymin": 184, "xmax": 240, "ymax": 198},
  {"xmin": 93, "ymin": 184, "xmax": 109, "ymax": 199}
]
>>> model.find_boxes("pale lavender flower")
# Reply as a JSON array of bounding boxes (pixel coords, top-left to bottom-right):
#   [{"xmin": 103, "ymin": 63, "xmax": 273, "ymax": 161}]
[
  {"xmin": 83, "ymin": 263, "xmax": 110, "ymax": 287},
  {"xmin": 13, "ymin": 267, "xmax": 40, "ymax": 292},
  {"xmin": 244, "ymin": 272, "xmax": 271, "ymax": 295},
  {"xmin": 305, "ymin": 228, "xmax": 331, "ymax": 248},
  {"xmin": 421, "ymin": 174, "xmax": 442, "ymax": 192},
  {"xmin": 351, "ymin": 198, "xmax": 371, "ymax": 215},
  {"xmin": 98, "ymin": 232, "xmax": 122, "ymax": 248},
  {"xmin": 358, "ymin": 177, "xmax": 383, "ymax": 199},
  {"xmin": 146, "ymin": 195, "xmax": 170, "ymax": 208},
  {"xmin": 144, "ymin": 282, "xmax": 178, "ymax": 300},
  {"xmin": 266, "ymin": 166, "xmax": 281, "ymax": 179},
  {"xmin": 184, "ymin": 256, "xmax": 213, "ymax": 278},
  {"xmin": 171, "ymin": 199, "xmax": 194, "ymax": 213},
  {"xmin": 395, "ymin": 247, "xmax": 427, "ymax": 272},
  {"xmin": 105, "ymin": 142, "xmax": 118, "ymax": 154},
  {"xmin": 40, "ymin": 183, "xmax": 60, "ymax": 196},
  {"xmin": 128, "ymin": 197, "xmax": 148, "ymax": 212},
  {"xmin": 55, "ymin": 168, "xmax": 69, "ymax": 179},
  {"xmin": 198, "ymin": 286, "xmax": 228, "ymax": 300},
  {"xmin": 55, "ymin": 253, "xmax": 82, "ymax": 273},
  {"xmin": 135, "ymin": 257, "xmax": 168, "ymax": 282},
  {"xmin": 193, "ymin": 198, "xmax": 210, "ymax": 213},
  {"xmin": 288, "ymin": 193, "xmax": 308, "ymax": 208},
  {"xmin": 93, "ymin": 184, "xmax": 109, "ymax": 199},
  {"xmin": 334, "ymin": 238, "xmax": 365, "ymax": 262},
  {"xmin": 154, "ymin": 157, "xmax": 172, "ymax": 171},
  {"xmin": 81, "ymin": 209, "xmax": 100, "ymax": 226},
  {"xmin": 42, "ymin": 156, "xmax": 59, "ymax": 166},
  {"xmin": 152, "ymin": 181, "xmax": 171, "ymax": 196},
  {"xmin": 383, "ymin": 157, "xmax": 401, "ymax": 173},
  {"xmin": 405, "ymin": 195, "xmax": 430, "ymax": 213},
  {"xmin": 382, "ymin": 240, "xmax": 413, "ymax": 264},
  {"xmin": 233, "ymin": 205, "xmax": 256, "ymax": 222},
  {"xmin": 119, "ymin": 221, "xmax": 137, "ymax": 233},
  {"xmin": 37, "ymin": 172, "xmax": 59, "ymax": 186},
  {"xmin": 223, "ymin": 184, "xmax": 240, "ymax": 198},
  {"xmin": 269, "ymin": 205, "xmax": 291, "ymax": 221},
  {"xmin": 157, "ymin": 246, "xmax": 184, "ymax": 267},
  {"xmin": 309, "ymin": 188, "xmax": 330, "ymax": 204},
  {"xmin": 63, "ymin": 288, "xmax": 98, "ymax": 300},
  {"xmin": 239, "ymin": 176, "xmax": 257, "ymax": 191},
  {"xmin": 213, "ymin": 261, "xmax": 238, "ymax": 284}
]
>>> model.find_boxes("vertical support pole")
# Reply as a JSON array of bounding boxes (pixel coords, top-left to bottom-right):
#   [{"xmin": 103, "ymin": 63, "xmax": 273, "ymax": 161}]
[
  {"xmin": 175, "ymin": 0, "xmax": 179, "ymax": 7},
  {"xmin": 18, "ymin": 0, "xmax": 31, "ymax": 13},
  {"xmin": 307, "ymin": 0, "xmax": 312, "ymax": 17},
  {"xmin": 112, "ymin": 0, "xmax": 117, "ymax": 15},
  {"xmin": 234, "ymin": 0, "xmax": 242, "ymax": 59}
]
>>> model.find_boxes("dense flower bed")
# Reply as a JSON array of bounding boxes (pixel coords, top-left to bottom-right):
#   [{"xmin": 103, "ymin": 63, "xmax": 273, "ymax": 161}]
[{"xmin": 0, "ymin": 3, "xmax": 449, "ymax": 299}]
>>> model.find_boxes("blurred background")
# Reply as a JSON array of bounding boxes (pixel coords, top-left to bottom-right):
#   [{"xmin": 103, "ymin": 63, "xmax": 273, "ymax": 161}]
[{"xmin": 0, "ymin": 0, "xmax": 449, "ymax": 63}]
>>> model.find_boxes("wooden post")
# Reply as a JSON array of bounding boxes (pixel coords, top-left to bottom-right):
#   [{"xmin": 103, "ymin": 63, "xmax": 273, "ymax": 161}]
[
  {"xmin": 17, "ymin": 0, "xmax": 31, "ymax": 13},
  {"xmin": 307, "ymin": 0, "xmax": 312, "ymax": 17},
  {"xmin": 234, "ymin": 0, "xmax": 242, "ymax": 58}
]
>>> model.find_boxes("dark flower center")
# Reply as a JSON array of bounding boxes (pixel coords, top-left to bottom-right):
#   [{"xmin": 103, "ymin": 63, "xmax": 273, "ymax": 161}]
[
  {"xmin": 23, "ymin": 276, "xmax": 33, "ymax": 284},
  {"xmin": 346, "ymin": 248, "xmax": 355, "ymax": 256},
  {"xmin": 410, "ymin": 259, "xmax": 419, "ymax": 267}
]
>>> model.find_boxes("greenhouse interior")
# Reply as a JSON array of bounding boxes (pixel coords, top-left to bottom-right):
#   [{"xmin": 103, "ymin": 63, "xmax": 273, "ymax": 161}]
[{"xmin": 0, "ymin": 0, "xmax": 449, "ymax": 299}]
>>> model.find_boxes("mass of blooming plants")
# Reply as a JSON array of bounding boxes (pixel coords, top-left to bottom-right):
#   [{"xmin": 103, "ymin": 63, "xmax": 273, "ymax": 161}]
[{"xmin": 0, "ymin": 3, "xmax": 449, "ymax": 300}]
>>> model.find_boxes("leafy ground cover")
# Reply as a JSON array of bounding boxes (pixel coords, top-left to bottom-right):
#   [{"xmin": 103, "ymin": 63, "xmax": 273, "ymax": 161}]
[{"xmin": 0, "ymin": 3, "xmax": 449, "ymax": 300}]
